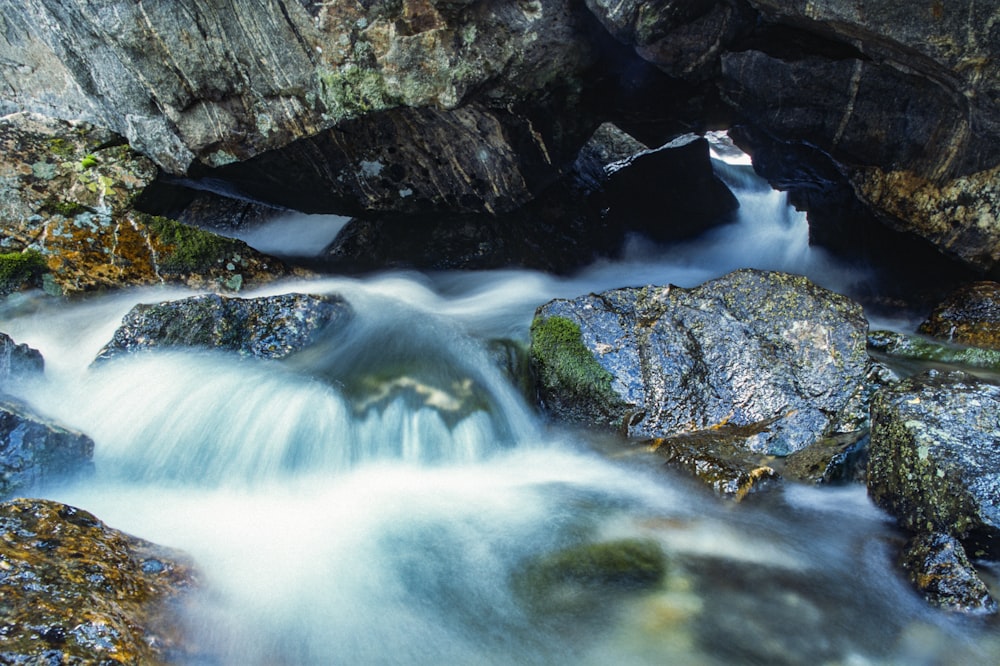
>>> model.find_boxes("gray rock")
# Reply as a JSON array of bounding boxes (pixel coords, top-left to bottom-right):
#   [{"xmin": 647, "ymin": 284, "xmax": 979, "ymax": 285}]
[
  {"xmin": 0, "ymin": 0, "xmax": 596, "ymax": 174},
  {"xmin": 0, "ymin": 398, "xmax": 94, "ymax": 498},
  {"xmin": 868, "ymin": 370, "xmax": 1000, "ymax": 557},
  {"xmin": 530, "ymin": 269, "xmax": 872, "ymax": 455},
  {"xmin": 0, "ymin": 333, "xmax": 43, "ymax": 387},
  {"xmin": 899, "ymin": 532, "xmax": 997, "ymax": 615},
  {"xmin": 95, "ymin": 293, "xmax": 351, "ymax": 362}
]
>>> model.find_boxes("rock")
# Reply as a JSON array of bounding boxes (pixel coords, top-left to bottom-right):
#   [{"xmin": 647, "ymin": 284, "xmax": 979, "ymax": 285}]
[
  {"xmin": 0, "ymin": 397, "xmax": 94, "ymax": 498},
  {"xmin": 868, "ymin": 329, "xmax": 1000, "ymax": 372},
  {"xmin": 779, "ymin": 431, "xmax": 869, "ymax": 485},
  {"xmin": 584, "ymin": 0, "xmax": 752, "ymax": 79},
  {"xmin": 647, "ymin": 426, "xmax": 779, "ymax": 501},
  {"xmin": 715, "ymin": 0, "xmax": 1000, "ymax": 274},
  {"xmin": 868, "ymin": 370, "xmax": 1000, "ymax": 557},
  {"xmin": 514, "ymin": 537, "xmax": 666, "ymax": 612},
  {"xmin": 0, "ymin": 0, "xmax": 597, "ymax": 174},
  {"xmin": 0, "ymin": 498, "xmax": 197, "ymax": 664},
  {"xmin": 918, "ymin": 282, "xmax": 1000, "ymax": 350},
  {"xmin": 599, "ymin": 136, "xmax": 739, "ymax": 242},
  {"xmin": 530, "ymin": 269, "xmax": 872, "ymax": 455},
  {"xmin": 202, "ymin": 101, "xmax": 593, "ymax": 217},
  {"xmin": 0, "ymin": 112, "xmax": 297, "ymax": 294},
  {"xmin": 0, "ymin": 333, "xmax": 43, "ymax": 387},
  {"xmin": 899, "ymin": 532, "xmax": 997, "ymax": 615},
  {"xmin": 95, "ymin": 292, "xmax": 352, "ymax": 363}
]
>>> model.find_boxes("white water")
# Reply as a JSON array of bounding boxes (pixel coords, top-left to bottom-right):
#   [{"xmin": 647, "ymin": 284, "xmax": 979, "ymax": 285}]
[{"xmin": 2, "ymin": 161, "xmax": 997, "ymax": 664}]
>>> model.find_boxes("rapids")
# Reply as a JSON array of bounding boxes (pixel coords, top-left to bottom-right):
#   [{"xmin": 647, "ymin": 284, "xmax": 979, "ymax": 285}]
[{"xmin": 2, "ymin": 159, "xmax": 997, "ymax": 664}]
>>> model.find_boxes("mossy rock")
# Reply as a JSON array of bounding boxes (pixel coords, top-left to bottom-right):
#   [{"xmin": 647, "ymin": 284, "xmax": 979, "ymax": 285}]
[
  {"xmin": 0, "ymin": 250, "xmax": 48, "ymax": 296},
  {"xmin": 514, "ymin": 538, "xmax": 667, "ymax": 613},
  {"xmin": 529, "ymin": 315, "xmax": 627, "ymax": 426},
  {"xmin": 146, "ymin": 216, "xmax": 248, "ymax": 274}
]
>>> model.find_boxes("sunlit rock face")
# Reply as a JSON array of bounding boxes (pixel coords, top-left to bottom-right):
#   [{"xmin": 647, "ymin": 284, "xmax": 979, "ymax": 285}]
[{"xmin": 0, "ymin": 499, "xmax": 198, "ymax": 664}]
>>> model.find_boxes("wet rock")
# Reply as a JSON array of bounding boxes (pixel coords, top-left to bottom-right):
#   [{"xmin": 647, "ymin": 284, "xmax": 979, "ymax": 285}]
[
  {"xmin": 868, "ymin": 329, "xmax": 1000, "ymax": 373},
  {"xmin": 95, "ymin": 293, "xmax": 351, "ymax": 363},
  {"xmin": 918, "ymin": 282, "xmax": 1000, "ymax": 350},
  {"xmin": 0, "ymin": 397, "xmax": 94, "ymax": 498},
  {"xmin": 647, "ymin": 426, "xmax": 779, "ymax": 501},
  {"xmin": 514, "ymin": 538, "xmax": 666, "ymax": 612},
  {"xmin": 530, "ymin": 269, "xmax": 872, "ymax": 455},
  {"xmin": 0, "ymin": 333, "xmax": 43, "ymax": 387},
  {"xmin": 0, "ymin": 498, "xmax": 197, "ymax": 664},
  {"xmin": 0, "ymin": 112, "xmax": 296, "ymax": 295},
  {"xmin": 779, "ymin": 432, "xmax": 868, "ymax": 485},
  {"xmin": 868, "ymin": 370, "xmax": 1000, "ymax": 557},
  {"xmin": 899, "ymin": 532, "xmax": 997, "ymax": 615}
]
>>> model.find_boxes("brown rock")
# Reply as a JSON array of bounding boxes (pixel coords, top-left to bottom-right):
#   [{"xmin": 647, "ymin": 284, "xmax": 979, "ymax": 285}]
[{"xmin": 918, "ymin": 281, "xmax": 1000, "ymax": 350}]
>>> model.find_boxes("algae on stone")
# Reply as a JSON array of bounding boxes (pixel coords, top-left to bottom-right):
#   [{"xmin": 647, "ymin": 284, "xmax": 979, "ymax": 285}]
[{"xmin": 0, "ymin": 250, "xmax": 47, "ymax": 295}]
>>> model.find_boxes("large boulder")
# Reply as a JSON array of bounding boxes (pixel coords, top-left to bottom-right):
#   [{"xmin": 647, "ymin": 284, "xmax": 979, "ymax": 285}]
[
  {"xmin": 95, "ymin": 292, "xmax": 352, "ymax": 363},
  {"xmin": 868, "ymin": 370, "xmax": 1000, "ymax": 557},
  {"xmin": 530, "ymin": 269, "xmax": 872, "ymax": 455},
  {"xmin": 0, "ymin": 397, "xmax": 94, "ymax": 498},
  {"xmin": 0, "ymin": 112, "xmax": 296, "ymax": 294},
  {"xmin": 0, "ymin": 498, "xmax": 198, "ymax": 664}
]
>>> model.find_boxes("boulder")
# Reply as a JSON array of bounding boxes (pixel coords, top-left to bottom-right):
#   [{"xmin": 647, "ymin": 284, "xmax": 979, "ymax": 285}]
[
  {"xmin": 530, "ymin": 269, "xmax": 872, "ymax": 455},
  {"xmin": 868, "ymin": 370, "xmax": 1000, "ymax": 557},
  {"xmin": 0, "ymin": 332, "xmax": 44, "ymax": 387},
  {"xmin": 0, "ymin": 498, "xmax": 198, "ymax": 664},
  {"xmin": 0, "ymin": 112, "xmax": 297, "ymax": 294},
  {"xmin": 95, "ymin": 292, "xmax": 352, "ymax": 363},
  {"xmin": 918, "ymin": 282, "xmax": 1000, "ymax": 350},
  {"xmin": 0, "ymin": 397, "xmax": 94, "ymax": 498},
  {"xmin": 899, "ymin": 532, "xmax": 997, "ymax": 615}
]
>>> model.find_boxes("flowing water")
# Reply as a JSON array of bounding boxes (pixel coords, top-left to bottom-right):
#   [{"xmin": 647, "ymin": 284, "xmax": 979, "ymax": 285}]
[{"xmin": 2, "ymin": 160, "xmax": 998, "ymax": 664}]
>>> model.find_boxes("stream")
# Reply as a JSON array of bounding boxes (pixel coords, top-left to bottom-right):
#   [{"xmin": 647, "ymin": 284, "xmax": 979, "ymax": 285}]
[{"xmin": 2, "ymin": 158, "xmax": 998, "ymax": 664}]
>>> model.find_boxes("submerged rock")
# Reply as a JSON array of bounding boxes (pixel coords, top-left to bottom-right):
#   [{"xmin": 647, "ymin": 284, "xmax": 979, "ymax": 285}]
[
  {"xmin": 899, "ymin": 532, "xmax": 997, "ymax": 615},
  {"xmin": 868, "ymin": 370, "xmax": 1000, "ymax": 557},
  {"xmin": 918, "ymin": 282, "xmax": 1000, "ymax": 351},
  {"xmin": 530, "ymin": 269, "xmax": 871, "ymax": 455},
  {"xmin": 0, "ymin": 332, "xmax": 43, "ymax": 387},
  {"xmin": 0, "ymin": 498, "xmax": 197, "ymax": 664},
  {"xmin": 868, "ymin": 329, "xmax": 1000, "ymax": 372},
  {"xmin": 96, "ymin": 293, "xmax": 351, "ymax": 363},
  {"xmin": 514, "ymin": 538, "xmax": 667, "ymax": 613},
  {"xmin": 0, "ymin": 398, "xmax": 94, "ymax": 498}
]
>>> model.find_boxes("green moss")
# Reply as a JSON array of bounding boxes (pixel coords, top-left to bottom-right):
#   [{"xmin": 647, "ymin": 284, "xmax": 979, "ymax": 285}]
[
  {"xmin": 40, "ymin": 198, "xmax": 92, "ymax": 217},
  {"xmin": 318, "ymin": 65, "xmax": 400, "ymax": 120},
  {"xmin": 0, "ymin": 250, "xmax": 47, "ymax": 295},
  {"xmin": 79, "ymin": 154, "xmax": 99, "ymax": 170},
  {"xmin": 146, "ymin": 217, "xmax": 244, "ymax": 273},
  {"xmin": 47, "ymin": 137, "xmax": 75, "ymax": 158},
  {"xmin": 530, "ymin": 315, "xmax": 617, "ymax": 400}
]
